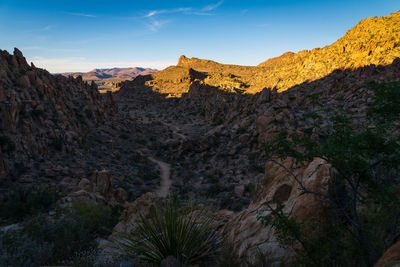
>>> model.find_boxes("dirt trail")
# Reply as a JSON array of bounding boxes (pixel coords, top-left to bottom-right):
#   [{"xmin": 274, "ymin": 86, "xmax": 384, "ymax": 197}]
[{"xmin": 149, "ymin": 157, "xmax": 171, "ymax": 197}]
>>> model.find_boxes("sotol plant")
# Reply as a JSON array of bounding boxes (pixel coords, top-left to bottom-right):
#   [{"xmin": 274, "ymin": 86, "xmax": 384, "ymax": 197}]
[{"xmin": 115, "ymin": 196, "xmax": 218, "ymax": 266}]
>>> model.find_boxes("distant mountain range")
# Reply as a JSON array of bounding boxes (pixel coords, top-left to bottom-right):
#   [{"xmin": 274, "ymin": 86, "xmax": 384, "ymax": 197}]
[{"xmin": 60, "ymin": 67, "xmax": 158, "ymax": 91}]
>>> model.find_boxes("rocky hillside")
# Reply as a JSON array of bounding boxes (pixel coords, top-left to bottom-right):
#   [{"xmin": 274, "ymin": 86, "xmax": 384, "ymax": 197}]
[
  {"xmin": 257, "ymin": 10, "xmax": 400, "ymax": 91},
  {"xmin": 0, "ymin": 49, "xmax": 163, "ymax": 201},
  {"xmin": 0, "ymin": 48, "xmax": 110, "ymax": 183},
  {"xmin": 119, "ymin": 10, "xmax": 400, "ymax": 97}
]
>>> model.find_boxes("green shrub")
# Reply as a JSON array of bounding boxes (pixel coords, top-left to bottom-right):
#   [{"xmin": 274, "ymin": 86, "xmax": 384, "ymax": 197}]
[
  {"xmin": 72, "ymin": 200, "xmax": 120, "ymax": 236},
  {"xmin": 115, "ymin": 197, "xmax": 218, "ymax": 265},
  {"xmin": 0, "ymin": 230, "xmax": 54, "ymax": 267},
  {"xmin": 0, "ymin": 135, "xmax": 16, "ymax": 152},
  {"xmin": 0, "ymin": 184, "xmax": 60, "ymax": 221},
  {"xmin": 0, "ymin": 200, "xmax": 121, "ymax": 265},
  {"xmin": 24, "ymin": 216, "xmax": 95, "ymax": 263}
]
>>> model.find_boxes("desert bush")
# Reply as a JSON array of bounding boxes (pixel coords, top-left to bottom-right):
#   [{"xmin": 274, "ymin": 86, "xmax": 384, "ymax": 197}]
[
  {"xmin": 72, "ymin": 200, "xmax": 121, "ymax": 236},
  {"xmin": 115, "ymin": 197, "xmax": 218, "ymax": 266},
  {"xmin": 0, "ymin": 200, "xmax": 121, "ymax": 265},
  {"xmin": 0, "ymin": 184, "xmax": 60, "ymax": 221},
  {"xmin": 0, "ymin": 135, "xmax": 16, "ymax": 152},
  {"xmin": 0, "ymin": 230, "xmax": 54, "ymax": 267}
]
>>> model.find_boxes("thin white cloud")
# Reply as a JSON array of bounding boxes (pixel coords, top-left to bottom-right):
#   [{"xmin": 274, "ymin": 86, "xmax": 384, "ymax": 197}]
[
  {"xmin": 145, "ymin": 8, "xmax": 192, "ymax": 17},
  {"xmin": 66, "ymin": 12, "xmax": 96, "ymax": 18},
  {"xmin": 146, "ymin": 11, "xmax": 158, "ymax": 17},
  {"xmin": 140, "ymin": 1, "xmax": 224, "ymax": 32},
  {"xmin": 202, "ymin": 0, "xmax": 224, "ymax": 11},
  {"xmin": 29, "ymin": 56, "xmax": 173, "ymax": 73}
]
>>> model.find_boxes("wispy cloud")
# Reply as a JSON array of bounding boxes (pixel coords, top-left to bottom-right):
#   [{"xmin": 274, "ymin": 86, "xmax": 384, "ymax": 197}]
[
  {"xmin": 145, "ymin": 8, "xmax": 192, "ymax": 17},
  {"xmin": 29, "ymin": 56, "xmax": 173, "ymax": 73},
  {"xmin": 144, "ymin": 1, "xmax": 224, "ymax": 19},
  {"xmin": 66, "ymin": 12, "xmax": 96, "ymax": 18},
  {"xmin": 140, "ymin": 1, "xmax": 224, "ymax": 32},
  {"xmin": 202, "ymin": 0, "xmax": 224, "ymax": 11}
]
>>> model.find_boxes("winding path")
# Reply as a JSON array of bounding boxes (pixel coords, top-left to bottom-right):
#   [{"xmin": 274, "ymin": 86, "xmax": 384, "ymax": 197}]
[{"xmin": 149, "ymin": 157, "xmax": 172, "ymax": 197}]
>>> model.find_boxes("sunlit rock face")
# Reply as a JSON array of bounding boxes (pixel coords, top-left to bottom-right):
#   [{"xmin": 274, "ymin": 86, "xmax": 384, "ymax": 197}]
[{"xmin": 117, "ymin": 11, "xmax": 400, "ymax": 98}]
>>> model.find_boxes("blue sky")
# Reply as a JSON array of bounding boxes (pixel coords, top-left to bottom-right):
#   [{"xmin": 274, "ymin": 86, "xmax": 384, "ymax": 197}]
[{"xmin": 0, "ymin": 0, "xmax": 399, "ymax": 72}]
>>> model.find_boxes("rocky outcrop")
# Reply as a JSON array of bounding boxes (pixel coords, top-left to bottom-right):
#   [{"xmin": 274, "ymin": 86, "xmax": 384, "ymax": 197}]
[
  {"xmin": 258, "ymin": 11, "xmax": 400, "ymax": 92},
  {"xmin": 375, "ymin": 241, "xmax": 400, "ymax": 267},
  {"xmin": 90, "ymin": 170, "xmax": 114, "ymax": 199},
  {"xmin": 61, "ymin": 170, "xmax": 126, "ymax": 206},
  {"xmin": 111, "ymin": 192, "xmax": 159, "ymax": 234},
  {"xmin": 220, "ymin": 158, "xmax": 334, "ymax": 266}
]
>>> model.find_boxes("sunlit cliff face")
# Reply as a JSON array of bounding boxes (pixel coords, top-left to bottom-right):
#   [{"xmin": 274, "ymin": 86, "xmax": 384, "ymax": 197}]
[{"xmin": 126, "ymin": 11, "xmax": 400, "ymax": 98}]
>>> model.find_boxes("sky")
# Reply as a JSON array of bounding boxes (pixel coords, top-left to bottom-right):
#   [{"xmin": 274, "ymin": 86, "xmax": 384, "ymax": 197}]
[{"xmin": 0, "ymin": 0, "xmax": 399, "ymax": 73}]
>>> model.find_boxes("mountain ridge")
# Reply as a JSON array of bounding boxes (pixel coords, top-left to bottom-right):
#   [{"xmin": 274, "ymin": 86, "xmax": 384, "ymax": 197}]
[
  {"xmin": 61, "ymin": 67, "xmax": 158, "ymax": 91},
  {"xmin": 125, "ymin": 10, "xmax": 400, "ymax": 97},
  {"xmin": 61, "ymin": 67, "xmax": 158, "ymax": 80}
]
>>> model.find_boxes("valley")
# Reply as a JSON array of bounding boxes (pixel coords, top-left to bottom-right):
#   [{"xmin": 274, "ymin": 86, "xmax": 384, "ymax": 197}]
[{"xmin": 0, "ymin": 10, "xmax": 400, "ymax": 267}]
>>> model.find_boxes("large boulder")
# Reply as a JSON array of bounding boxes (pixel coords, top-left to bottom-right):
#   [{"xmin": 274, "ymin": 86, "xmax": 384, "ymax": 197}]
[
  {"xmin": 97, "ymin": 192, "xmax": 160, "ymax": 263},
  {"xmin": 220, "ymin": 157, "xmax": 334, "ymax": 266},
  {"xmin": 375, "ymin": 241, "xmax": 400, "ymax": 267},
  {"xmin": 60, "ymin": 170, "xmax": 126, "ymax": 206},
  {"xmin": 111, "ymin": 192, "xmax": 159, "ymax": 235},
  {"xmin": 90, "ymin": 170, "xmax": 113, "ymax": 199}
]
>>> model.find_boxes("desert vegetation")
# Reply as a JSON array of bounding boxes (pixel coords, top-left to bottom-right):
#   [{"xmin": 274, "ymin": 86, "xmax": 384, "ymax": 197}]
[{"xmin": 115, "ymin": 196, "xmax": 218, "ymax": 266}]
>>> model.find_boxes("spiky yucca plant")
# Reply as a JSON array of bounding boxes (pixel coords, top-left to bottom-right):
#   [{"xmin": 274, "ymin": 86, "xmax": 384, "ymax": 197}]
[{"xmin": 115, "ymin": 197, "xmax": 218, "ymax": 265}]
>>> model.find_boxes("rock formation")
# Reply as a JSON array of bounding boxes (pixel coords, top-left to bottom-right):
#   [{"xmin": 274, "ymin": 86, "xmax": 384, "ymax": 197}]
[
  {"xmin": 220, "ymin": 158, "xmax": 334, "ymax": 265},
  {"xmin": 118, "ymin": 11, "xmax": 400, "ymax": 97}
]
